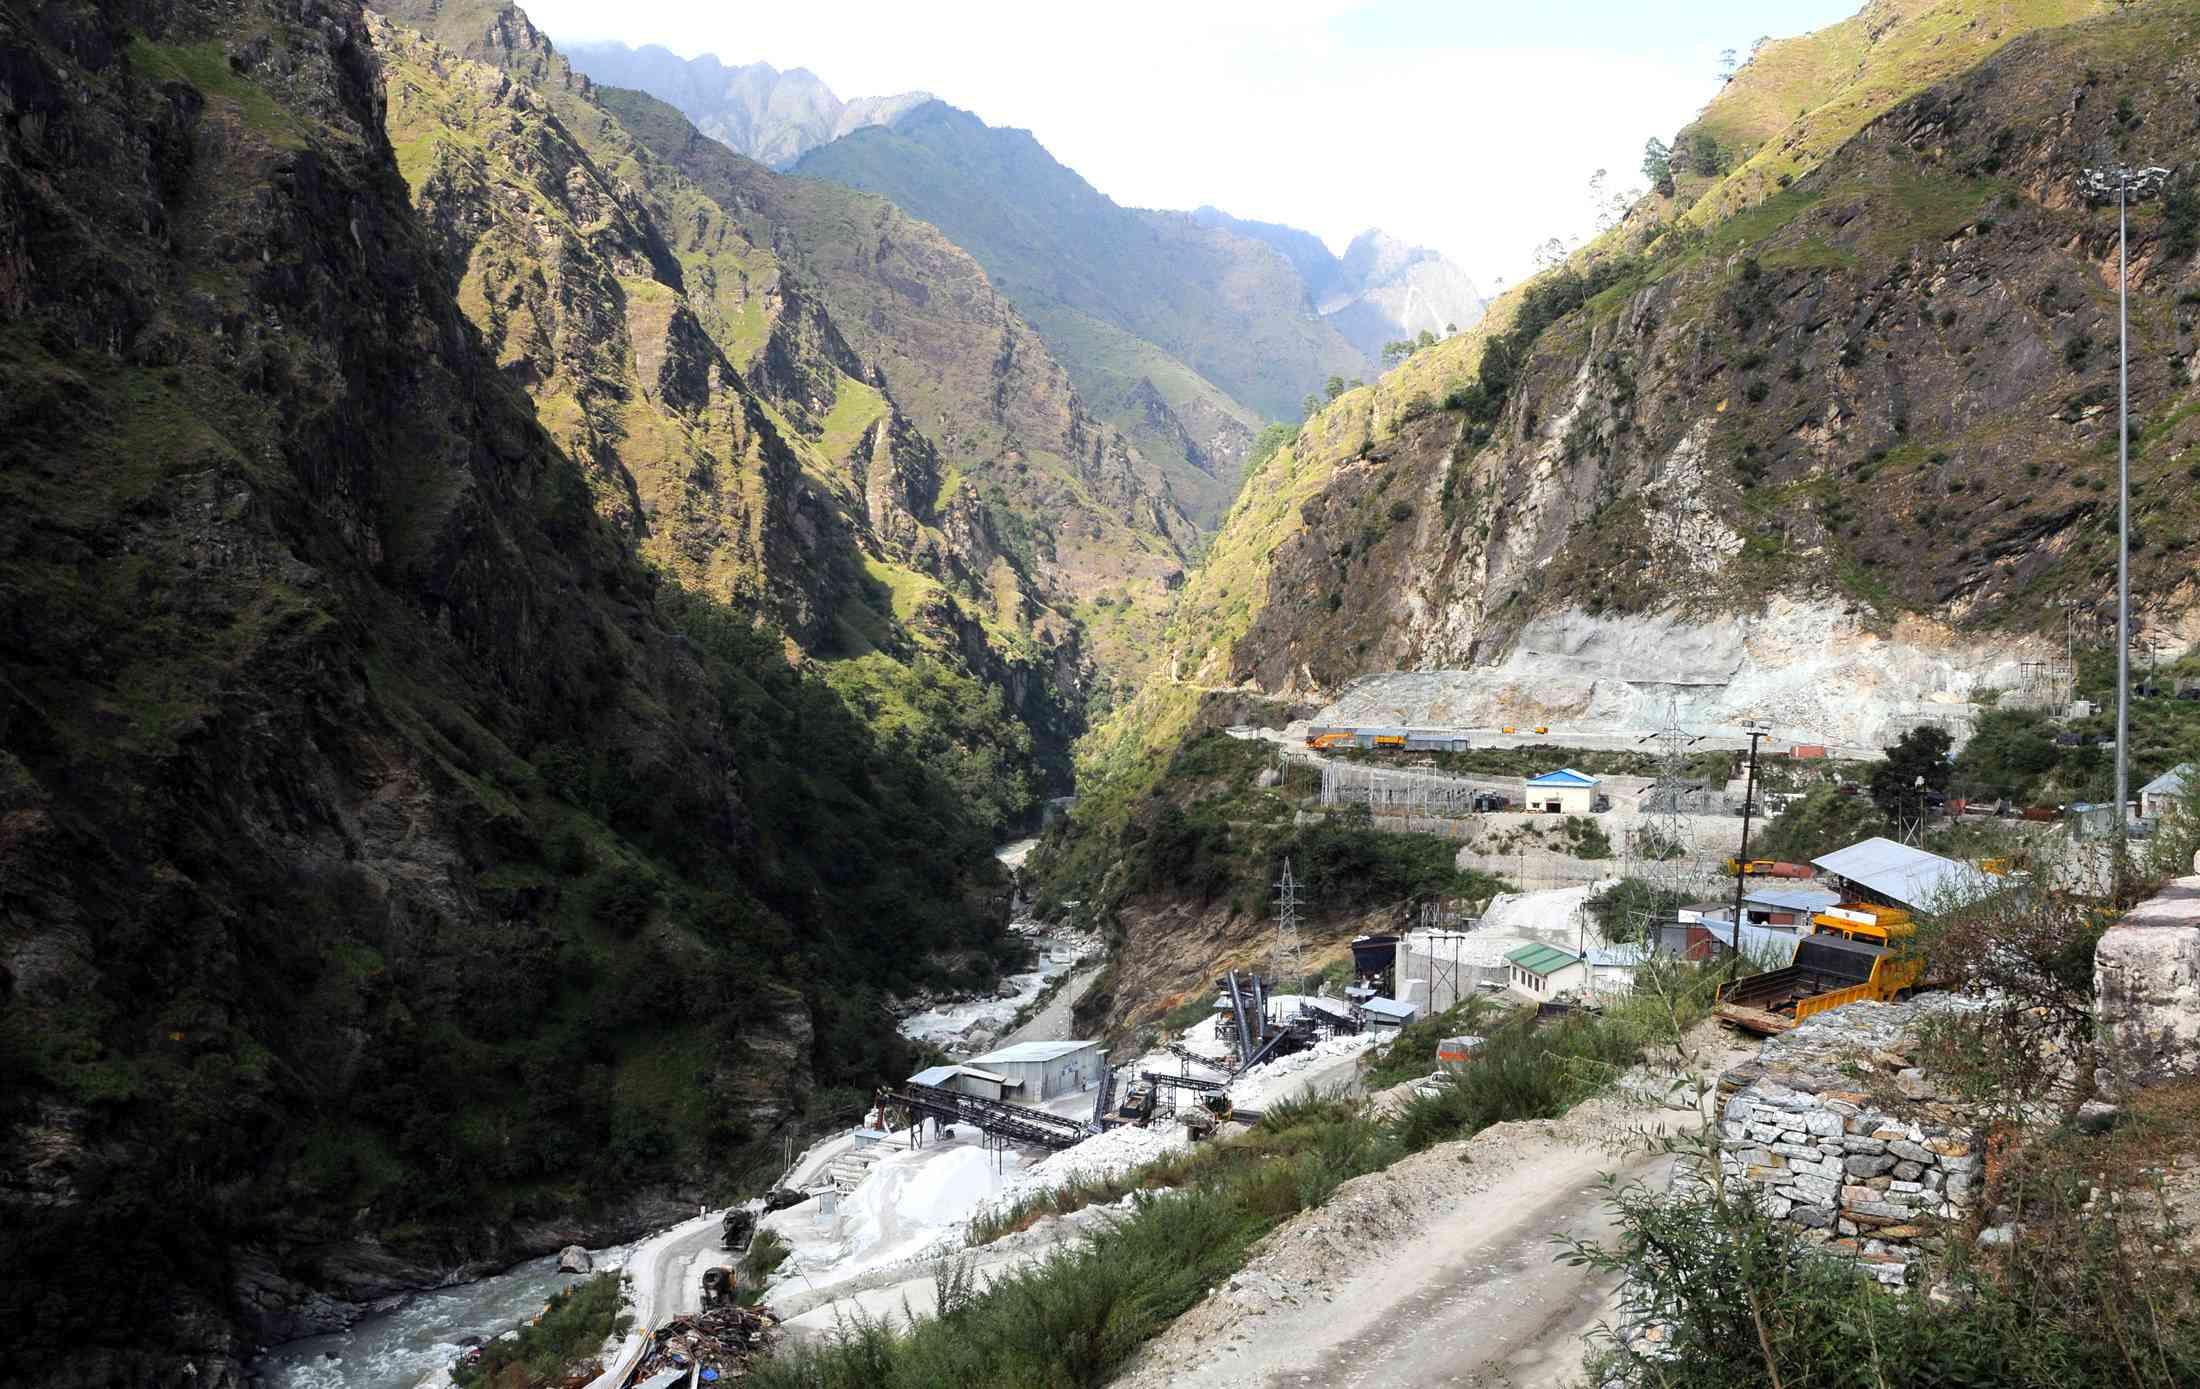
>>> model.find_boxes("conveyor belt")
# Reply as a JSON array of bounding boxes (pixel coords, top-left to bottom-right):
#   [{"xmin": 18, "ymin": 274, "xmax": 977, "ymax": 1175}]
[
  {"xmin": 890, "ymin": 1081, "xmax": 1088, "ymax": 1150},
  {"xmin": 1141, "ymin": 1070, "xmax": 1228, "ymax": 1095},
  {"xmin": 1168, "ymin": 1042, "xmax": 1237, "ymax": 1076}
]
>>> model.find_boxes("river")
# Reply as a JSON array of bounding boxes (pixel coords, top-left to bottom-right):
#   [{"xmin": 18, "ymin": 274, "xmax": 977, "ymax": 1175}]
[
  {"xmin": 257, "ymin": 1241, "xmax": 635, "ymax": 1389},
  {"xmin": 257, "ymin": 838, "xmax": 1065, "ymax": 1389}
]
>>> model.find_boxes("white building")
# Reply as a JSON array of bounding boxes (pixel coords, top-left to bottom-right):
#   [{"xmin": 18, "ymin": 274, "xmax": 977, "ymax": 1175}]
[
  {"xmin": 1524, "ymin": 768, "xmax": 1601, "ymax": 815},
  {"xmin": 2141, "ymin": 763, "xmax": 2193, "ymax": 820},
  {"xmin": 962, "ymin": 1040, "xmax": 1106, "ymax": 1102},
  {"xmin": 1504, "ymin": 943, "xmax": 1586, "ymax": 1000}
]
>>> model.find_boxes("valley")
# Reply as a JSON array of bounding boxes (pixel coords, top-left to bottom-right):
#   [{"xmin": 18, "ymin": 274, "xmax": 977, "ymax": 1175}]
[{"xmin": 9, "ymin": 0, "xmax": 2200, "ymax": 1387}]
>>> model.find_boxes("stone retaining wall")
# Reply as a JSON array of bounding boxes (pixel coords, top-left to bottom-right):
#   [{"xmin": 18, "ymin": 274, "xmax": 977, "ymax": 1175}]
[{"xmin": 1716, "ymin": 1000, "xmax": 1983, "ymax": 1287}]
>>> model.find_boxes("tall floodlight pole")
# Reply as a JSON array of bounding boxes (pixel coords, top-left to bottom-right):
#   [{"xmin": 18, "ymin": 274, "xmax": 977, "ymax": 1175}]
[
  {"xmin": 2082, "ymin": 162, "xmax": 2171, "ymax": 837},
  {"xmin": 1728, "ymin": 720, "xmax": 1771, "ymax": 961}
]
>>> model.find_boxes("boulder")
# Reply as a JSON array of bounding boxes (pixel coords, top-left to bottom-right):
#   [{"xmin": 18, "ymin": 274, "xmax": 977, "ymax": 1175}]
[
  {"xmin": 557, "ymin": 1245, "xmax": 592, "ymax": 1274},
  {"xmin": 2075, "ymin": 1099, "xmax": 2122, "ymax": 1135},
  {"xmin": 2095, "ymin": 918, "xmax": 2200, "ymax": 1084}
]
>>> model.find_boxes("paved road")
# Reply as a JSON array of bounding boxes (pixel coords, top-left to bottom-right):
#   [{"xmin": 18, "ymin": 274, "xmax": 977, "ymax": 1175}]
[{"xmin": 581, "ymin": 1210, "xmax": 724, "ymax": 1389}]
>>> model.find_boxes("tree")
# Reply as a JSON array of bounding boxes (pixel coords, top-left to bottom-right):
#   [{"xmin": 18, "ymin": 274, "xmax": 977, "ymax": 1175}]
[
  {"xmin": 1869, "ymin": 725, "xmax": 1954, "ymax": 822},
  {"xmin": 1444, "ymin": 321, "xmax": 1457, "ymax": 335},
  {"xmin": 1641, "ymin": 138, "xmax": 1675, "ymax": 198},
  {"xmin": 1718, "ymin": 47, "xmax": 1738, "ymax": 81},
  {"xmin": 1689, "ymin": 131, "xmax": 1725, "ymax": 177},
  {"xmin": 1324, "ymin": 375, "xmax": 1348, "ymax": 402},
  {"xmin": 1751, "ymin": 34, "xmax": 1771, "ymax": 55},
  {"xmin": 1382, "ymin": 340, "xmax": 1414, "ymax": 366},
  {"xmin": 1414, "ymin": 329, "xmax": 1436, "ymax": 351},
  {"xmin": 1531, "ymin": 236, "xmax": 1568, "ymax": 271}
]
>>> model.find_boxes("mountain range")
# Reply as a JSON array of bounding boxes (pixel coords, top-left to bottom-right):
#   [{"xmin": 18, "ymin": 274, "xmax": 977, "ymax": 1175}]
[
  {"xmin": 560, "ymin": 43, "xmax": 1489, "ymax": 522},
  {"xmin": 559, "ymin": 42, "xmax": 930, "ymax": 168},
  {"xmin": 1190, "ymin": 210, "xmax": 1488, "ymax": 359}
]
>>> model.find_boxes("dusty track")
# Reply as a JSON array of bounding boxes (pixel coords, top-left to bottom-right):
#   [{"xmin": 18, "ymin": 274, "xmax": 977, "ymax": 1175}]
[{"xmin": 1112, "ymin": 1024, "xmax": 1753, "ymax": 1388}]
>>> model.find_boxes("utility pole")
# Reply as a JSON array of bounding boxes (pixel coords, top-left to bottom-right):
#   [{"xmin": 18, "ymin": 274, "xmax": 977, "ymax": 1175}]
[
  {"xmin": 2081, "ymin": 162, "xmax": 2170, "ymax": 838},
  {"xmin": 1727, "ymin": 720, "xmax": 1771, "ymax": 961}
]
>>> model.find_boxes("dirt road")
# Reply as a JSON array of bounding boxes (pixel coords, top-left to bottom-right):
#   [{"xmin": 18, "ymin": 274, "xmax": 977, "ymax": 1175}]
[
  {"xmin": 1001, "ymin": 961, "xmax": 1106, "ymax": 1047},
  {"xmin": 1114, "ymin": 1027, "xmax": 1752, "ymax": 1389}
]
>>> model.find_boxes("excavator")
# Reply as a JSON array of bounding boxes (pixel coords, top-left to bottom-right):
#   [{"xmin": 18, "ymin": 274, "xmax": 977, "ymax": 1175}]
[{"xmin": 1715, "ymin": 903, "xmax": 1926, "ymax": 1035}]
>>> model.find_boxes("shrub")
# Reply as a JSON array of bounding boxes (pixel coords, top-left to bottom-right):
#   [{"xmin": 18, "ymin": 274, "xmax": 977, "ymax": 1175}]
[{"xmin": 456, "ymin": 1274, "xmax": 630, "ymax": 1389}]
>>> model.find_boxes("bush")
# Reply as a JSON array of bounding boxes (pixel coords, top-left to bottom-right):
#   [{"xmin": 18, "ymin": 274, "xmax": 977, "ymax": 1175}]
[{"xmin": 456, "ymin": 1273, "xmax": 630, "ymax": 1389}]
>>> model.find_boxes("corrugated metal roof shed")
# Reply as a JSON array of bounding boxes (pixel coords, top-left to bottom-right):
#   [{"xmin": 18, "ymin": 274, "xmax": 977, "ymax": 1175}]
[
  {"xmin": 2142, "ymin": 763, "xmax": 2193, "ymax": 797},
  {"xmin": 1587, "ymin": 944, "xmax": 1652, "ymax": 968},
  {"xmin": 967, "ymin": 1040, "xmax": 1100, "ymax": 1065},
  {"xmin": 1743, "ymin": 886, "xmax": 1841, "ymax": 913},
  {"xmin": 1810, "ymin": 837, "xmax": 1996, "ymax": 911},
  {"xmin": 1361, "ymin": 996, "xmax": 1418, "ymax": 1021},
  {"xmin": 1526, "ymin": 768, "xmax": 1600, "ymax": 787},
  {"xmin": 1504, "ymin": 943, "xmax": 1582, "ymax": 976},
  {"xmin": 908, "ymin": 1064, "xmax": 1013, "ymax": 1087}
]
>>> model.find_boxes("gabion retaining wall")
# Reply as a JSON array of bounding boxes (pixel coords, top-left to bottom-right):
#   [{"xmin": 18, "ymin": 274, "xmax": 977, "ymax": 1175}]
[{"xmin": 1716, "ymin": 1000, "xmax": 1984, "ymax": 1287}]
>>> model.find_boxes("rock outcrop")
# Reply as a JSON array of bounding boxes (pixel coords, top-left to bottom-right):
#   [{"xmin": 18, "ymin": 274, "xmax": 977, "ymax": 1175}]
[{"xmin": 2097, "ymin": 876, "xmax": 2200, "ymax": 1084}]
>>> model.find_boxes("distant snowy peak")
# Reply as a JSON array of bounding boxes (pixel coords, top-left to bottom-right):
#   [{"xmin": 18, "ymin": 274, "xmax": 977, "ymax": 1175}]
[
  {"xmin": 560, "ymin": 41, "xmax": 930, "ymax": 169},
  {"xmin": 1186, "ymin": 208, "xmax": 1484, "ymax": 362}
]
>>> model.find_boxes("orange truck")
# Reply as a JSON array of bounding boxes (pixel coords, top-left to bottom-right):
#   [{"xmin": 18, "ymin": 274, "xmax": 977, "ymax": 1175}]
[{"xmin": 1715, "ymin": 904, "xmax": 1925, "ymax": 1034}]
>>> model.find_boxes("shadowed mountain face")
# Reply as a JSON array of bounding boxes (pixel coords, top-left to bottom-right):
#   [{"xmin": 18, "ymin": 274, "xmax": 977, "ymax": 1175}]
[
  {"xmin": 561, "ymin": 41, "xmax": 929, "ymax": 168},
  {"xmin": 0, "ymin": 0, "xmax": 1083, "ymax": 1376}
]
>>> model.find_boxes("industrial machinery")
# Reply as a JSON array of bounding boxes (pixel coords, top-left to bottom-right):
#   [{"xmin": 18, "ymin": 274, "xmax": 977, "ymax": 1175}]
[
  {"xmin": 1308, "ymin": 731, "xmax": 1354, "ymax": 750},
  {"xmin": 700, "ymin": 1265, "xmax": 739, "ymax": 1309},
  {"xmin": 1117, "ymin": 1077, "xmax": 1157, "ymax": 1123},
  {"xmin": 721, "ymin": 1208, "xmax": 756, "ymax": 1252},
  {"xmin": 1721, "ymin": 859, "xmax": 1815, "ymax": 879},
  {"xmin": 1715, "ymin": 904, "xmax": 1925, "ymax": 1035}
]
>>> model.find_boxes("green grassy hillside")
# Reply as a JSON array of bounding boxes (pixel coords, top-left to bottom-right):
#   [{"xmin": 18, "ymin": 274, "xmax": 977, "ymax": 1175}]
[{"xmin": 0, "ymin": 2, "xmax": 1043, "ymax": 1378}]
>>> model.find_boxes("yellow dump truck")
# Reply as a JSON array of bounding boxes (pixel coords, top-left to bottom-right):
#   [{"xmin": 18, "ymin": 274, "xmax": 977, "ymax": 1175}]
[{"xmin": 1715, "ymin": 903, "xmax": 1926, "ymax": 1035}]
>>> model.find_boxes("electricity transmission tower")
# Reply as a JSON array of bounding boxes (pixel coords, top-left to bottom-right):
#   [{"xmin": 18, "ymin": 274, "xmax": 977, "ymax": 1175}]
[
  {"xmin": 1640, "ymin": 699, "xmax": 1703, "ymax": 909},
  {"xmin": 1272, "ymin": 858, "xmax": 1305, "ymax": 996}
]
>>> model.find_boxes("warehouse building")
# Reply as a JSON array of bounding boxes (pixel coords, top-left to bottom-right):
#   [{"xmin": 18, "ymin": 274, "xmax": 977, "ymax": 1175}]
[
  {"xmin": 962, "ymin": 1040, "xmax": 1107, "ymax": 1102},
  {"xmin": 1524, "ymin": 768, "xmax": 1601, "ymax": 815}
]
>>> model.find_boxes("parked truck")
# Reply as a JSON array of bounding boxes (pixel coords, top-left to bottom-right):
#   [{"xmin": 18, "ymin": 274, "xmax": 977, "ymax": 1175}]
[{"xmin": 1715, "ymin": 903, "xmax": 1925, "ymax": 1035}]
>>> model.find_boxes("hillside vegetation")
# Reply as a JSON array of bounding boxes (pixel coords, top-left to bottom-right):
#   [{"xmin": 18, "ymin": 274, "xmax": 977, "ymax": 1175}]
[
  {"xmin": 1155, "ymin": 0, "xmax": 2200, "ymax": 699},
  {"xmin": 0, "ymin": 0, "xmax": 1039, "ymax": 1378},
  {"xmin": 793, "ymin": 101, "xmax": 1356, "ymax": 469},
  {"xmin": 589, "ymin": 85, "xmax": 1198, "ymax": 685}
]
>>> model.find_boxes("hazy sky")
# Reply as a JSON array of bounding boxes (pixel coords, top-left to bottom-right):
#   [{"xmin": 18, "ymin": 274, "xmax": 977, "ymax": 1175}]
[{"xmin": 522, "ymin": 0, "xmax": 1861, "ymax": 286}]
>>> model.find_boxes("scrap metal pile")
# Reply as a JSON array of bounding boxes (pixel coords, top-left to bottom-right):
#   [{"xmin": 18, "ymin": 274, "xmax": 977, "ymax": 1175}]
[{"xmin": 635, "ymin": 1304, "xmax": 779, "ymax": 1382}]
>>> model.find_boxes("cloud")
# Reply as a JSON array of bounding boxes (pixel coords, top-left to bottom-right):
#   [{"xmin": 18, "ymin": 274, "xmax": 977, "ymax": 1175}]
[{"xmin": 519, "ymin": 0, "xmax": 1724, "ymax": 284}]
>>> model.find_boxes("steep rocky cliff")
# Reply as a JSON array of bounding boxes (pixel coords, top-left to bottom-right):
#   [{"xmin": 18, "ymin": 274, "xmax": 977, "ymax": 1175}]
[
  {"xmin": 369, "ymin": 2, "xmax": 1111, "ymax": 781},
  {"xmin": 0, "ymin": 0, "xmax": 1024, "ymax": 1380},
  {"xmin": 585, "ymin": 84, "xmax": 1200, "ymax": 685},
  {"xmin": 1160, "ymin": 0, "xmax": 2200, "ymax": 747}
]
